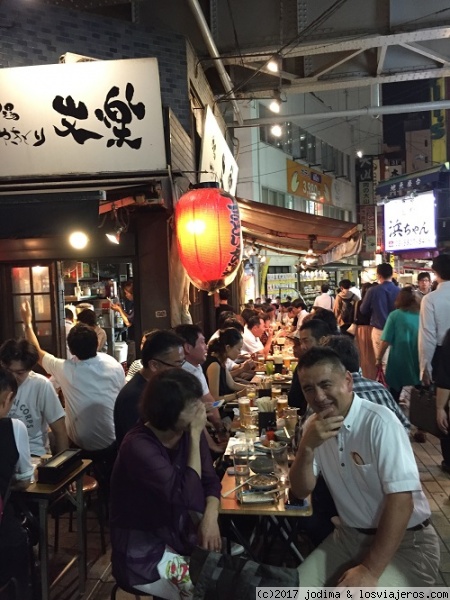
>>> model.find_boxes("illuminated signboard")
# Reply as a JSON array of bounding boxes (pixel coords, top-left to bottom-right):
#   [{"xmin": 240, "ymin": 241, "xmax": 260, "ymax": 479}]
[{"xmin": 384, "ymin": 192, "xmax": 436, "ymax": 252}]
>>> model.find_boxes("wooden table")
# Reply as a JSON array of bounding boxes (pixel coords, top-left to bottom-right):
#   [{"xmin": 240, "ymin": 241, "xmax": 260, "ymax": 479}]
[
  {"xmin": 13, "ymin": 459, "xmax": 92, "ymax": 600},
  {"xmin": 219, "ymin": 472, "xmax": 312, "ymax": 563}
]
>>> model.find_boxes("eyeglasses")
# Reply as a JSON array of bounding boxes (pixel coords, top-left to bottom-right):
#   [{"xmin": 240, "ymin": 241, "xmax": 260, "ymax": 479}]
[{"xmin": 152, "ymin": 358, "xmax": 185, "ymax": 369}]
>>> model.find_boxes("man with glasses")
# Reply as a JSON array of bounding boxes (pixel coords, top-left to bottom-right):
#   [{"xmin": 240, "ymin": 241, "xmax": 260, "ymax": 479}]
[
  {"xmin": 114, "ymin": 330, "xmax": 185, "ymax": 446},
  {"xmin": 0, "ymin": 339, "xmax": 68, "ymax": 457}
]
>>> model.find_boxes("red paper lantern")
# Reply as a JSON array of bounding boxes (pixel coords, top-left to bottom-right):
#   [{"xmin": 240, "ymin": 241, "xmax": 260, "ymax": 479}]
[{"xmin": 175, "ymin": 187, "xmax": 243, "ymax": 293}]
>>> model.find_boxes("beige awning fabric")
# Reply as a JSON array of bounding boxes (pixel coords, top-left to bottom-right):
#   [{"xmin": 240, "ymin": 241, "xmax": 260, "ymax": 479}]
[{"xmin": 237, "ymin": 197, "xmax": 360, "ymax": 257}]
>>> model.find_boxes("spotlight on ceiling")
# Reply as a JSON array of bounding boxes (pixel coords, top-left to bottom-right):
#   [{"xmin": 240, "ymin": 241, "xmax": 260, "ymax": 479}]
[
  {"xmin": 267, "ymin": 56, "xmax": 279, "ymax": 73},
  {"xmin": 271, "ymin": 124, "xmax": 282, "ymax": 137},
  {"xmin": 356, "ymin": 150, "xmax": 363, "ymax": 158},
  {"xmin": 105, "ymin": 227, "xmax": 124, "ymax": 245}
]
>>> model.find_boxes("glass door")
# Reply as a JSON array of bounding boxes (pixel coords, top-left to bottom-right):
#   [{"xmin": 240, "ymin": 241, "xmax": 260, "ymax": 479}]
[{"xmin": 11, "ymin": 264, "xmax": 56, "ymax": 353}]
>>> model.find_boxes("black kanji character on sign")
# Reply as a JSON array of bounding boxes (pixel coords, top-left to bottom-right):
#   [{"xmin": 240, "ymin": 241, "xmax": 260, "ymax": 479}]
[
  {"xmin": 94, "ymin": 83, "xmax": 145, "ymax": 149},
  {"xmin": 389, "ymin": 220, "xmax": 403, "ymax": 237},
  {"xmin": 1, "ymin": 103, "xmax": 20, "ymax": 121},
  {"xmin": 53, "ymin": 95, "xmax": 103, "ymax": 144}
]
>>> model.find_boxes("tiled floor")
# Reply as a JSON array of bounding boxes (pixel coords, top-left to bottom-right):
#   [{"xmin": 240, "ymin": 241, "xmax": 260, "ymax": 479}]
[{"xmin": 48, "ymin": 432, "xmax": 450, "ymax": 599}]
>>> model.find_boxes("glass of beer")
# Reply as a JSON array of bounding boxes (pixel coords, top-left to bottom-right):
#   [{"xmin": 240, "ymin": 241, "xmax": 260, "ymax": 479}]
[
  {"xmin": 283, "ymin": 356, "xmax": 291, "ymax": 371},
  {"xmin": 271, "ymin": 384, "xmax": 282, "ymax": 400},
  {"xmin": 276, "ymin": 394, "xmax": 288, "ymax": 419},
  {"xmin": 238, "ymin": 397, "xmax": 251, "ymax": 423},
  {"xmin": 284, "ymin": 407, "xmax": 299, "ymax": 437}
]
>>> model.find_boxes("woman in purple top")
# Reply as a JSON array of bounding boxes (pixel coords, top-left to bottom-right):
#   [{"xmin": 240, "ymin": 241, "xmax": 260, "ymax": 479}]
[{"xmin": 110, "ymin": 368, "xmax": 222, "ymax": 599}]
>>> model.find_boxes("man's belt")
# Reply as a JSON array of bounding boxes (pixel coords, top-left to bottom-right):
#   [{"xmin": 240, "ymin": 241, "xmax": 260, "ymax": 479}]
[{"xmin": 355, "ymin": 518, "xmax": 430, "ymax": 535}]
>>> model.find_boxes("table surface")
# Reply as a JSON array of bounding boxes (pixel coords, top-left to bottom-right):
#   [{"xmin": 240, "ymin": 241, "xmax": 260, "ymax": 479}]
[
  {"xmin": 17, "ymin": 459, "xmax": 92, "ymax": 499},
  {"xmin": 220, "ymin": 472, "xmax": 312, "ymax": 517}
]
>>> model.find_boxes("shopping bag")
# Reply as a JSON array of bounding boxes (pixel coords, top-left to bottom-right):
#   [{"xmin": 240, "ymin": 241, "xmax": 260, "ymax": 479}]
[
  {"xmin": 375, "ymin": 365, "xmax": 388, "ymax": 389},
  {"xmin": 409, "ymin": 386, "xmax": 444, "ymax": 438}
]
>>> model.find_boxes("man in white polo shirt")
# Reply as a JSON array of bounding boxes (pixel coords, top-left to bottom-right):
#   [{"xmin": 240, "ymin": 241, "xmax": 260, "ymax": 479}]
[
  {"xmin": 290, "ymin": 346, "xmax": 439, "ymax": 587},
  {"xmin": 242, "ymin": 315, "xmax": 273, "ymax": 358},
  {"xmin": 175, "ymin": 324, "xmax": 223, "ymax": 432},
  {"xmin": 21, "ymin": 301, "xmax": 125, "ymax": 453}
]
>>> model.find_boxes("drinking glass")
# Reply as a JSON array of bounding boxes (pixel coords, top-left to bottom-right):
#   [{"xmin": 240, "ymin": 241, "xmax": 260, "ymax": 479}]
[
  {"xmin": 271, "ymin": 385, "xmax": 282, "ymax": 401},
  {"xmin": 238, "ymin": 397, "xmax": 251, "ymax": 422},
  {"xmin": 283, "ymin": 356, "xmax": 291, "ymax": 371},
  {"xmin": 284, "ymin": 407, "xmax": 299, "ymax": 437},
  {"xmin": 276, "ymin": 394, "xmax": 288, "ymax": 419},
  {"xmin": 246, "ymin": 386, "xmax": 257, "ymax": 404},
  {"xmin": 232, "ymin": 444, "xmax": 250, "ymax": 485},
  {"xmin": 265, "ymin": 361, "xmax": 275, "ymax": 376},
  {"xmin": 243, "ymin": 411, "xmax": 258, "ymax": 451},
  {"xmin": 271, "ymin": 443, "xmax": 289, "ymax": 485}
]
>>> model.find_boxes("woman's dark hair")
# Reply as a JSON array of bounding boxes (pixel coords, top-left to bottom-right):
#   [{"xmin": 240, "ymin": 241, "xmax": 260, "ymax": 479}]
[
  {"xmin": 221, "ymin": 318, "xmax": 244, "ymax": 333},
  {"xmin": 0, "ymin": 339, "xmax": 39, "ymax": 370},
  {"xmin": 67, "ymin": 324, "xmax": 98, "ymax": 360},
  {"xmin": 76, "ymin": 309, "xmax": 97, "ymax": 327},
  {"xmin": 207, "ymin": 327, "xmax": 242, "ymax": 363},
  {"xmin": 323, "ymin": 335, "xmax": 359, "ymax": 373},
  {"xmin": 140, "ymin": 368, "xmax": 202, "ymax": 431},
  {"xmin": 395, "ymin": 287, "xmax": 420, "ymax": 312},
  {"xmin": 310, "ymin": 307, "xmax": 339, "ymax": 334},
  {"xmin": 361, "ymin": 282, "xmax": 372, "ymax": 299},
  {"xmin": 0, "ymin": 366, "xmax": 17, "ymax": 396},
  {"xmin": 240, "ymin": 308, "xmax": 258, "ymax": 325}
]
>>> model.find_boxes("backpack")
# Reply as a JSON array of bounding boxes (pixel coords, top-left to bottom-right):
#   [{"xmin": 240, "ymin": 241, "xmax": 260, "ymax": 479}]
[{"xmin": 340, "ymin": 293, "xmax": 356, "ymax": 325}]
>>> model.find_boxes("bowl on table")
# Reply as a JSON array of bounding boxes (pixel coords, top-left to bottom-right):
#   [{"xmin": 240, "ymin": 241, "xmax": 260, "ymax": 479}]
[
  {"xmin": 248, "ymin": 473, "xmax": 279, "ymax": 491},
  {"xmin": 249, "ymin": 456, "xmax": 274, "ymax": 475}
]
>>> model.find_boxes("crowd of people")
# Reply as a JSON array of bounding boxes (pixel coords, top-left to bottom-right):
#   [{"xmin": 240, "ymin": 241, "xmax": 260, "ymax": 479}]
[{"xmin": 1, "ymin": 257, "xmax": 449, "ymax": 596}]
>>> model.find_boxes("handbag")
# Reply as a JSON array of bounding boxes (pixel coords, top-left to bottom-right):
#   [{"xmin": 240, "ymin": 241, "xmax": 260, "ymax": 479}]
[
  {"xmin": 375, "ymin": 365, "xmax": 388, "ymax": 388},
  {"xmin": 346, "ymin": 300, "xmax": 360, "ymax": 336},
  {"xmin": 346, "ymin": 322, "xmax": 357, "ymax": 336},
  {"xmin": 409, "ymin": 385, "xmax": 444, "ymax": 438},
  {"xmin": 190, "ymin": 547, "xmax": 299, "ymax": 600}
]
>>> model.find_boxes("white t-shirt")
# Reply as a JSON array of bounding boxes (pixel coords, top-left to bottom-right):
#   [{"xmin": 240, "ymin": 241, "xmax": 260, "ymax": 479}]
[
  {"xmin": 309, "ymin": 393, "xmax": 430, "ymax": 529},
  {"xmin": 313, "ymin": 293, "xmax": 334, "ymax": 311},
  {"xmin": 12, "ymin": 419, "xmax": 34, "ymax": 482},
  {"xmin": 182, "ymin": 361, "xmax": 210, "ymax": 396},
  {"xmin": 242, "ymin": 327, "xmax": 264, "ymax": 355},
  {"xmin": 42, "ymin": 352, "xmax": 125, "ymax": 451},
  {"xmin": 8, "ymin": 371, "xmax": 65, "ymax": 457}
]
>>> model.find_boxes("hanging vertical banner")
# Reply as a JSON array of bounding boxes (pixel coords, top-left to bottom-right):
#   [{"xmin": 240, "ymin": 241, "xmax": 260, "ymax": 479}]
[{"xmin": 431, "ymin": 78, "xmax": 447, "ymax": 164}]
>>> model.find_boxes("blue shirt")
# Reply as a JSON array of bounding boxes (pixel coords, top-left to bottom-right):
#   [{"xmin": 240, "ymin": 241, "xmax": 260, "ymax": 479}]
[{"xmin": 359, "ymin": 281, "xmax": 400, "ymax": 329}]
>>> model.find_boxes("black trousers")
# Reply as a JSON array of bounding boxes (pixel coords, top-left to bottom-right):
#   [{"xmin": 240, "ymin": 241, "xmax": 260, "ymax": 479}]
[{"xmin": 0, "ymin": 505, "xmax": 31, "ymax": 599}]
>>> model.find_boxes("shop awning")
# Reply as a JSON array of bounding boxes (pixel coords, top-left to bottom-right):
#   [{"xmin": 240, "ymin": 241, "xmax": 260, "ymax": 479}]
[
  {"xmin": 237, "ymin": 197, "xmax": 361, "ymax": 259},
  {"xmin": 376, "ymin": 164, "xmax": 450, "ymax": 199}
]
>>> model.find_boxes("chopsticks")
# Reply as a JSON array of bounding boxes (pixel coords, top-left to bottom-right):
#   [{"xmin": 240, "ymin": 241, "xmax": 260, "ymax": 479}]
[{"xmin": 221, "ymin": 475, "xmax": 256, "ymax": 498}]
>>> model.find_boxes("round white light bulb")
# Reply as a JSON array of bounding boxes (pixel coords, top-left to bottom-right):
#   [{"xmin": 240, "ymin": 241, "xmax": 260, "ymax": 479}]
[{"xmin": 69, "ymin": 231, "xmax": 88, "ymax": 249}]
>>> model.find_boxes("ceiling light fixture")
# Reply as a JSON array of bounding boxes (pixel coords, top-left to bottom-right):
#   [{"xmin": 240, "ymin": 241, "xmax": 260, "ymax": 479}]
[
  {"xmin": 267, "ymin": 55, "xmax": 280, "ymax": 73},
  {"xmin": 69, "ymin": 231, "xmax": 89, "ymax": 250},
  {"xmin": 105, "ymin": 202, "xmax": 128, "ymax": 244},
  {"xmin": 269, "ymin": 90, "xmax": 282, "ymax": 113},
  {"xmin": 356, "ymin": 150, "xmax": 363, "ymax": 158},
  {"xmin": 271, "ymin": 124, "xmax": 282, "ymax": 137}
]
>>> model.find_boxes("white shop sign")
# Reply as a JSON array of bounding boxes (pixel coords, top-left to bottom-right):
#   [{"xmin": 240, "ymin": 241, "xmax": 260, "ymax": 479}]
[
  {"xmin": 199, "ymin": 106, "xmax": 238, "ymax": 195},
  {"xmin": 0, "ymin": 58, "xmax": 166, "ymax": 178},
  {"xmin": 384, "ymin": 192, "xmax": 436, "ymax": 252}
]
